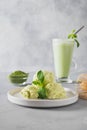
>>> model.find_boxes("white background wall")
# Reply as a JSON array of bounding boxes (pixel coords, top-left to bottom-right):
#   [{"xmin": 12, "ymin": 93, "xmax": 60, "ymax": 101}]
[{"xmin": 0, "ymin": 0, "xmax": 87, "ymax": 73}]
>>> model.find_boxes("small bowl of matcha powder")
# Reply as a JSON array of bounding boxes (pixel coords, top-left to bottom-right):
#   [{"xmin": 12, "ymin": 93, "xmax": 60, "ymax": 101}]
[{"xmin": 9, "ymin": 70, "xmax": 29, "ymax": 86}]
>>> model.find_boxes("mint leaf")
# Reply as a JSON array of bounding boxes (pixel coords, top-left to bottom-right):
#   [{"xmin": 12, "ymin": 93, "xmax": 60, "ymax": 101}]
[
  {"xmin": 68, "ymin": 33, "xmax": 77, "ymax": 39},
  {"xmin": 32, "ymin": 80, "xmax": 42, "ymax": 86},
  {"xmin": 32, "ymin": 70, "xmax": 44, "ymax": 87},
  {"xmin": 72, "ymin": 29, "xmax": 76, "ymax": 33},
  {"xmin": 33, "ymin": 70, "xmax": 47, "ymax": 99},
  {"xmin": 37, "ymin": 70, "xmax": 44, "ymax": 83},
  {"xmin": 68, "ymin": 29, "xmax": 80, "ymax": 47},
  {"xmin": 68, "ymin": 30, "xmax": 76, "ymax": 38},
  {"xmin": 74, "ymin": 39, "xmax": 80, "ymax": 48},
  {"xmin": 38, "ymin": 87, "xmax": 47, "ymax": 99}
]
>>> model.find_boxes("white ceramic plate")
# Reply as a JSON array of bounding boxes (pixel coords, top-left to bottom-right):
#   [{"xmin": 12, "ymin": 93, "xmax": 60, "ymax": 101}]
[{"xmin": 7, "ymin": 87, "xmax": 78, "ymax": 108}]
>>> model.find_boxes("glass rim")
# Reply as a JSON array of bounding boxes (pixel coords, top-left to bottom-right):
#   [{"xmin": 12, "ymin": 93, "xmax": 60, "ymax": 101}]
[{"xmin": 52, "ymin": 38, "xmax": 74, "ymax": 44}]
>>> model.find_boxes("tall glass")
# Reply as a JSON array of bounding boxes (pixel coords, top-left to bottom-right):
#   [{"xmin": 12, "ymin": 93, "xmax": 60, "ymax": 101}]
[{"xmin": 52, "ymin": 39, "xmax": 74, "ymax": 83}]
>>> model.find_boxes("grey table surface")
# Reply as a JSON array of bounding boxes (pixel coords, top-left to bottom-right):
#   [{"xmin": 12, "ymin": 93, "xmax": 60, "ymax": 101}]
[{"xmin": 0, "ymin": 72, "xmax": 87, "ymax": 130}]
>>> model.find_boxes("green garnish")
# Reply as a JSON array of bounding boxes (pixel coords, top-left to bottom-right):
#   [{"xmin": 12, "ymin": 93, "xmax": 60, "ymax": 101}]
[
  {"xmin": 38, "ymin": 87, "xmax": 47, "ymax": 99},
  {"xmin": 32, "ymin": 70, "xmax": 47, "ymax": 99},
  {"xmin": 37, "ymin": 70, "xmax": 44, "ymax": 83},
  {"xmin": 32, "ymin": 80, "xmax": 42, "ymax": 86},
  {"xmin": 32, "ymin": 70, "xmax": 44, "ymax": 87},
  {"xmin": 68, "ymin": 29, "xmax": 80, "ymax": 47},
  {"xmin": 74, "ymin": 39, "xmax": 80, "ymax": 48}
]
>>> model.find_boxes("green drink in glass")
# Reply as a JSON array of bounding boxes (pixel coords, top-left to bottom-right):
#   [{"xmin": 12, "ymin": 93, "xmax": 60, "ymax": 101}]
[
  {"xmin": 52, "ymin": 26, "xmax": 84, "ymax": 83},
  {"xmin": 52, "ymin": 39, "xmax": 74, "ymax": 82}
]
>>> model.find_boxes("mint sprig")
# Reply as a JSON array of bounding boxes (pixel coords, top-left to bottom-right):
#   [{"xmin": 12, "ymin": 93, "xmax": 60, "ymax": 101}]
[
  {"xmin": 37, "ymin": 70, "xmax": 44, "ymax": 83},
  {"xmin": 74, "ymin": 39, "xmax": 80, "ymax": 48},
  {"xmin": 68, "ymin": 29, "xmax": 80, "ymax": 48},
  {"xmin": 38, "ymin": 87, "xmax": 47, "ymax": 99},
  {"xmin": 32, "ymin": 70, "xmax": 47, "ymax": 99},
  {"xmin": 32, "ymin": 80, "xmax": 42, "ymax": 86},
  {"xmin": 32, "ymin": 70, "xmax": 44, "ymax": 87}
]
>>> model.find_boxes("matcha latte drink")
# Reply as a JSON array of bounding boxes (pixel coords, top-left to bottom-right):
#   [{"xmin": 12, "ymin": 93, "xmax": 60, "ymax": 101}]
[{"xmin": 53, "ymin": 39, "xmax": 74, "ymax": 82}]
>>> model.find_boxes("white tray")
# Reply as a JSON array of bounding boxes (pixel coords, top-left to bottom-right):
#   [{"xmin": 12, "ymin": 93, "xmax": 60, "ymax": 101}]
[{"xmin": 7, "ymin": 87, "xmax": 78, "ymax": 108}]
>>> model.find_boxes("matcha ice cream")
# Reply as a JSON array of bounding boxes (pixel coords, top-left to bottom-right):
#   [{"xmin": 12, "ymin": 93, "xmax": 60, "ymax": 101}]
[{"xmin": 20, "ymin": 70, "xmax": 67, "ymax": 99}]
